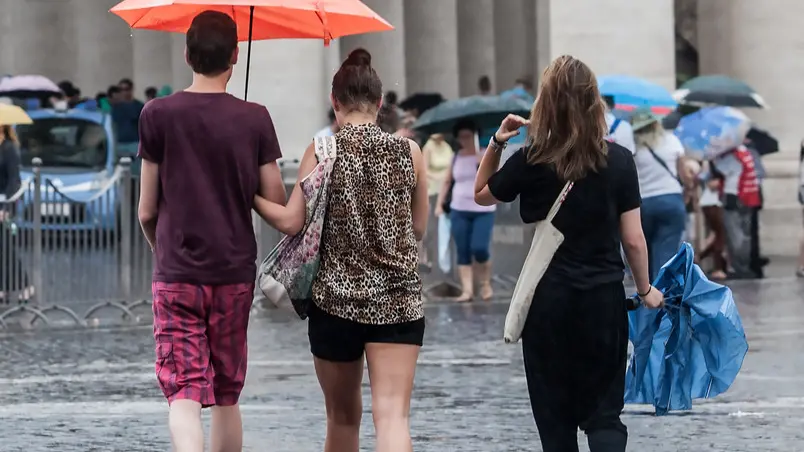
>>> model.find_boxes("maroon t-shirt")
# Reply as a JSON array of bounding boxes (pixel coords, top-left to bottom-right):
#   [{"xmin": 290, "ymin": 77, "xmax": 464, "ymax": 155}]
[{"xmin": 138, "ymin": 92, "xmax": 281, "ymax": 285}]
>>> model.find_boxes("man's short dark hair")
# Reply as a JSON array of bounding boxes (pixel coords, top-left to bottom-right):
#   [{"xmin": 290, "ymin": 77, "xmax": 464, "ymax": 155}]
[
  {"xmin": 327, "ymin": 108, "xmax": 336, "ymax": 123},
  {"xmin": 384, "ymin": 91, "xmax": 398, "ymax": 105},
  {"xmin": 186, "ymin": 11, "xmax": 238, "ymax": 76},
  {"xmin": 119, "ymin": 78, "xmax": 134, "ymax": 89},
  {"xmin": 602, "ymin": 95, "xmax": 616, "ymax": 109},
  {"xmin": 107, "ymin": 85, "xmax": 121, "ymax": 97}
]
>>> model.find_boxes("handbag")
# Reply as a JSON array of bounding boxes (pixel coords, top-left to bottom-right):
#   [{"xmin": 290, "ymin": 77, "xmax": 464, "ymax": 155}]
[
  {"xmin": 256, "ymin": 135, "xmax": 337, "ymax": 319},
  {"xmin": 503, "ymin": 181, "xmax": 574, "ymax": 343}
]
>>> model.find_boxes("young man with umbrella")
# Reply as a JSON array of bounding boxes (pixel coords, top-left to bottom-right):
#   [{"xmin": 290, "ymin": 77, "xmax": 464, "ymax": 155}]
[{"xmin": 137, "ymin": 11, "xmax": 286, "ymax": 452}]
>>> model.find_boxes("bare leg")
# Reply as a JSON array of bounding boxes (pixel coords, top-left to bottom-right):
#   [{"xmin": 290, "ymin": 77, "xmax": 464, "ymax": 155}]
[
  {"xmin": 210, "ymin": 405, "xmax": 243, "ymax": 452},
  {"xmin": 366, "ymin": 343, "xmax": 420, "ymax": 452},
  {"xmin": 315, "ymin": 356, "xmax": 365, "ymax": 452},
  {"xmin": 169, "ymin": 399, "xmax": 204, "ymax": 452}
]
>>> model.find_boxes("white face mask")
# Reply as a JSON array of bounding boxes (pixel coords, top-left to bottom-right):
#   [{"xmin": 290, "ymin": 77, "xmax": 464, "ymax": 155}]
[{"xmin": 53, "ymin": 100, "xmax": 69, "ymax": 111}]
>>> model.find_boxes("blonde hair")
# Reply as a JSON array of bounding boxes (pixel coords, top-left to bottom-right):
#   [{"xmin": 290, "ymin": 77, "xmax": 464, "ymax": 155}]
[
  {"xmin": 526, "ymin": 55, "xmax": 608, "ymax": 181},
  {"xmin": 634, "ymin": 121, "xmax": 664, "ymax": 150}
]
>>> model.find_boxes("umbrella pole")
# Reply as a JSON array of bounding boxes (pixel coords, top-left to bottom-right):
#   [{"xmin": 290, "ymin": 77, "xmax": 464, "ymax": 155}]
[{"xmin": 244, "ymin": 6, "xmax": 255, "ymax": 101}]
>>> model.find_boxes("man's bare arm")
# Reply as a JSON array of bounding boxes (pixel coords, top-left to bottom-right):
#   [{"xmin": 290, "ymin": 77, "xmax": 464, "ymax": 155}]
[
  {"xmin": 138, "ymin": 159, "xmax": 160, "ymax": 250},
  {"xmin": 258, "ymin": 161, "xmax": 287, "ymax": 206}
]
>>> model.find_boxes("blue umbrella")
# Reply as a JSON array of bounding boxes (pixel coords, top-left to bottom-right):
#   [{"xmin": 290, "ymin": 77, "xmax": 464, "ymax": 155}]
[
  {"xmin": 598, "ymin": 75, "xmax": 677, "ymax": 109},
  {"xmin": 625, "ymin": 243, "xmax": 748, "ymax": 415},
  {"xmin": 674, "ymin": 106, "xmax": 751, "ymax": 160}
]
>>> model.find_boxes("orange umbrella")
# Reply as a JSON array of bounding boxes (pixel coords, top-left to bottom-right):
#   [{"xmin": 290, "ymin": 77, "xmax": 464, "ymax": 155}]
[{"xmin": 110, "ymin": 0, "xmax": 394, "ymax": 98}]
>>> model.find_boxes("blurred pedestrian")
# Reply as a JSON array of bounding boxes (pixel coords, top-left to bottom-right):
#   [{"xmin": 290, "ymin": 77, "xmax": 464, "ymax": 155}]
[
  {"xmin": 629, "ymin": 108, "xmax": 689, "ymax": 280},
  {"xmin": 474, "ymin": 55, "xmax": 661, "ymax": 452},
  {"xmin": 711, "ymin": 146, "xmax": 762, "ymax": 279},
  {"xmin": 145, "ymin": 86, "xmax": 158, "ymax": 102},
  {"xmin": 698, "ymin": 166, "xmax": 728, "ymax": 280},
  {"xmin": 137, "ymin": 11, "xmax": 286, "ymax": 452},
  {"xmin": 315, "ymin": 108, "xmax": 339, "ymax": 137},
  {"xmin": 478, "ymin": 75, "xmax": 492, "ymax": 95},
  {"xmin": 0, "ymin": 125, "xmax": 33, "ymax": 304},
  {"xmin": 253, "ymin": 47, "xmax": 429, "ymax": 452},
  {"xmin": 435, "ymin": 119, "xmax": 495, "ymax": 302},
  {"xmin": 114, "ymin": 78, "xmax": 145, "ymax": 175},
  {"xmin": 602, "ymin": 95, "xmax": 635, "ymax": 153},
  {"xmin": 798, "ymin": 140, "xmax": 804, "ymax": 277}
]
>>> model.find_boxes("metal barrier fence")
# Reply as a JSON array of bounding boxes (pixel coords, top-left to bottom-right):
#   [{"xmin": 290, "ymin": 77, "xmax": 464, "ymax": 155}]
[
  {"xmin": 0, "ymin": 157, "xmax": 152, "ymax": 328},
  {"xmin": 1, "ymin": 157, "xmax": 535, "ymax": 328}
]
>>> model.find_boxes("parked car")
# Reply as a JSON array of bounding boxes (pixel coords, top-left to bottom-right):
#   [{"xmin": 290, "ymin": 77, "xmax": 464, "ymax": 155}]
[{"xmin": 13, "ymin": 107, "xmax": 123, "ymax": 232}]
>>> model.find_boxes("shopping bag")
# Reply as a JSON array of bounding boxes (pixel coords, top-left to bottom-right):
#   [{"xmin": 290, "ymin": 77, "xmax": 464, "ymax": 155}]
[
  {"xmin": 437, "ymin": 214, "xmax": 452, "ymax": 274},
  {"xmin": 503, "ymin": 181, "xmax": 573, "ymax": 343},
  {"xmin": 257, "ymin": 136, "xmax": 336, "ymax": 319}
]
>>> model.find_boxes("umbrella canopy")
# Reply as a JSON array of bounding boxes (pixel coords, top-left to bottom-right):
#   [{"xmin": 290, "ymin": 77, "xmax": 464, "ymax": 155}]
[
  {"xmin": 399, "ymin": 93, "xmax": 444, "ymax": 115},
  {"xmin": 674, "ymin": 106, "xmax": 751, "ymax": 160},
  {"xmin": 0, "ymin": 75, "xmax": 61, "ymax": 99},
  {"xmin": 110, "ymin": 0, "xmax": 393, "ymax": 41},
  {"xmin": 598, "ymin": 75, "xmax": 677, "ymax": 111},
  {"xmin": 625, "ymin": 243, "xmax": 748, "ymax": 415},
  {"xmin": 111, "ymin": 0, "xmax": 393, "ymax": 99},
  {"xmin": 674, "ymin": 75, "xmax": 767, "ymax": 109},
  {"xmin": 412, "ymin": 95, "xmax": 531, "ymax": 136},
  {"xmin": 746, "ymin": 127, "xmax": 779, "ymax": 156},
  {"xmin": 0, "ymin": 104, "xmax": 33, "ymax": 125}
]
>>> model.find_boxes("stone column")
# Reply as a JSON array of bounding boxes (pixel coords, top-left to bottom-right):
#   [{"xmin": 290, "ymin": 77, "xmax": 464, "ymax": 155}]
[
  {"xmin": 132, "ymin": 30, "xmax": 173, "ymax": 95},
  {"xmin": 404, "ymin": 0, "xmax": 460, "ymax": 99},
  {"xmin": 228, "ymin": 40, "xmax": 328, "ymax": 161},
  {"xmin": 0, "ymin": 0, "xmax": 77, "ymax": 84},
  {"xmin": 339, "ymin": 0, "xmax": 406, "ymax": 96},
  {"xmin": 457, "ymin": 0, "xmax": 495, "ymax": 96},
  {"xmin": 537, "ymin": 0, "xmax": 676, "ymax": 91},
  {"xmin": 73, "ymin": 0, "xmax": 135, "ymax": 95},
  {"xmin": 701, "ymin": 0, "xmax": 804, "ymax": 156},
  {"xmin": 494, "ymin": 0, "xmax": 530, "ymax": 92},
  {"xmin": 170, "ymin": 34, "xmax": 193, "ymax": 91},
  {"xmin": 696, "ymin": 0, "xmax": 733, "ymax": 76}
]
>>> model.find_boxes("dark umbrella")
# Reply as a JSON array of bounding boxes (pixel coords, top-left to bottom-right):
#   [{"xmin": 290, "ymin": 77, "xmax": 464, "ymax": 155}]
[
  {"xmin": 674, "ymin": 75, "xmax": 767, "ymax": 109},
  {"xmin": 412, "ymin": 95, "xmax": 531, "ymax": 135},
  {"xmin": 399, "ymin": 93, "xmax": 444, "ymax": 115},
  {"xmin": 746, "ymin": 127, "xmax": 779, "ymax": 156}
]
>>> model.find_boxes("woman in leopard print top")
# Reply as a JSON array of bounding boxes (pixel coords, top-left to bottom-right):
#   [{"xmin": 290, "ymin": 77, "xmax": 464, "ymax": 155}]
[
  {"xmin": 253, "ymin": 47, "xmax": 430, "ymax": 452},
  {"xmin": 312, "ymin": 122, "xmax": 423, "ymax": 324}
]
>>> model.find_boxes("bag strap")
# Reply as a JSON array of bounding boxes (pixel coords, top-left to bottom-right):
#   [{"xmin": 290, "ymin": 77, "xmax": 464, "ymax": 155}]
[
  {"xmin": 546, "ymin": 181, "xmax": 574, "ymax": 223},
  {"xmin": 609, "ymin": 118, "xmax": 622, "ymax": 135},
  {"xmin": 646, "ymin": 145, "xmax": 682, "ymax": 187},
  {"xmin": 313, "ymin": 136, "xmax": 337, "ymax": 161}
]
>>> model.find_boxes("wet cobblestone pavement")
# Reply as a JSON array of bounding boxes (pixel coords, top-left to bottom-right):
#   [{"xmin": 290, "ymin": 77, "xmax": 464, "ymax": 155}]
[{"xmin": 1, "ymin": 277, "xmax": 803, "ymax": 451}]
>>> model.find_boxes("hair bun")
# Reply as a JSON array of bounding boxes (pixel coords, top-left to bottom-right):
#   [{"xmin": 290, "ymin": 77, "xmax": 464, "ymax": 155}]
[{"xmin": 345, "ymin": 48, "xmax": 372, "ymax": 68}]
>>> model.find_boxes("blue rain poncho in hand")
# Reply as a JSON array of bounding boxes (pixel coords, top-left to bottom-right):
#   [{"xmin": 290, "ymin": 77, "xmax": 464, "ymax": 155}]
[{"xmin": 625, "ymin": 243, "xmax": 748, "ymax": 415}]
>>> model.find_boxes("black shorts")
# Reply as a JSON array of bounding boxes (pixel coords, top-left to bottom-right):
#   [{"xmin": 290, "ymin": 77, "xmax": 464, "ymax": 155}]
[{"xmin": 308, "ymin": 302, "xmax": 425, "ymax": 362}]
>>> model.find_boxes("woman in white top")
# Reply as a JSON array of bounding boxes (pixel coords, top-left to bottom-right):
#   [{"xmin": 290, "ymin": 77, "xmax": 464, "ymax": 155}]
[{"xmin": 629, "ymin": 108, "xmax": 689, "ymax": 280}]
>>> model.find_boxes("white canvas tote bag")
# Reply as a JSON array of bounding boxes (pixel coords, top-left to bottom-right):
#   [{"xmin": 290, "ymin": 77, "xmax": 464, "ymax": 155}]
[{"xmin": 503, "ymin": 181, "xmax": 574, "ymax": 343}]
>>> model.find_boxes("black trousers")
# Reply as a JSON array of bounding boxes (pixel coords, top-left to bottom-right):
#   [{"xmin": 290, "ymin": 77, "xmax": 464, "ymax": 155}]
[
  {"xmin": 749, "ymin": 208, "xmax": 763, "ymax": 277},
  {"xmin": 522, "ymin": 279, "xmax": 628, "ymax": 452}
]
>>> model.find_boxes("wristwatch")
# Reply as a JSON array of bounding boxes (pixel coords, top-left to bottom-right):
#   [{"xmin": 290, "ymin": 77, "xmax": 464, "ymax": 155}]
[{"xmin": 489, "ymin": 134, "xmax": 507, "ymax": 152}]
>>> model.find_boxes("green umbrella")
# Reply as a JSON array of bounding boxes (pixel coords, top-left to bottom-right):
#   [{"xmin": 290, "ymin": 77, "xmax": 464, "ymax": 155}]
[
  {"xmin": 412, "ymin": 95, "xmax": 532, "ymax": 135},
  {"xmin": 673, "ymin": 75, "xmax": 767, "ymax": 108}
]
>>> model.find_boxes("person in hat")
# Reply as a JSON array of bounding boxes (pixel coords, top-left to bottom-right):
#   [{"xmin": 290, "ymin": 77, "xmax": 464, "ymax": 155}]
[{"xmin": 630, "ymin": 107, "xmax": 691, "ymax": 280}]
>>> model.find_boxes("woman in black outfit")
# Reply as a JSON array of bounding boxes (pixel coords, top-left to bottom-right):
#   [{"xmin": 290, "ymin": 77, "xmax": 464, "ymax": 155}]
[
  {"xmin": 474, "ymin": 56, "xmax": 664, "ymax": 452},
  {"xmin": 0, "ymin": 125, "xmax": 31, "ymax": 305}
]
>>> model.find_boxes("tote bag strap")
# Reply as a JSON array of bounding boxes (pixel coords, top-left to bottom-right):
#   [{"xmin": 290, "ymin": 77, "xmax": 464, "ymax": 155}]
[
  {"xmin": 545, "ymin": 181, "xmax": 574, "ymax": 224},
  {"xmin": 313, "ymin": 136, "xmax": 338, "ymax": 161}
]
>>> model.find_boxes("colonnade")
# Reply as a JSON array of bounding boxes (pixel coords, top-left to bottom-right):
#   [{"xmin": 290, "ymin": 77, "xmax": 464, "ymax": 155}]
[{"xmin": 4, "ymin": 0, "xmax": 803, "ymax": 163}]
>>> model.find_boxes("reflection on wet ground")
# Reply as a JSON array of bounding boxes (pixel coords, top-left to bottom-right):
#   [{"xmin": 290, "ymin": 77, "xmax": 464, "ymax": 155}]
[{"xmin": 1, "ymin": 278, "xmax": 803, "ymax": 451}]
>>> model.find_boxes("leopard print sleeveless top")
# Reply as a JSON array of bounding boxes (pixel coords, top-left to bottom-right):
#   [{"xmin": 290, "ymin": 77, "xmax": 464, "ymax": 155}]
[{"xmin": 312, "ymin": 123, "xmax": 423, "ymax": 325}]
